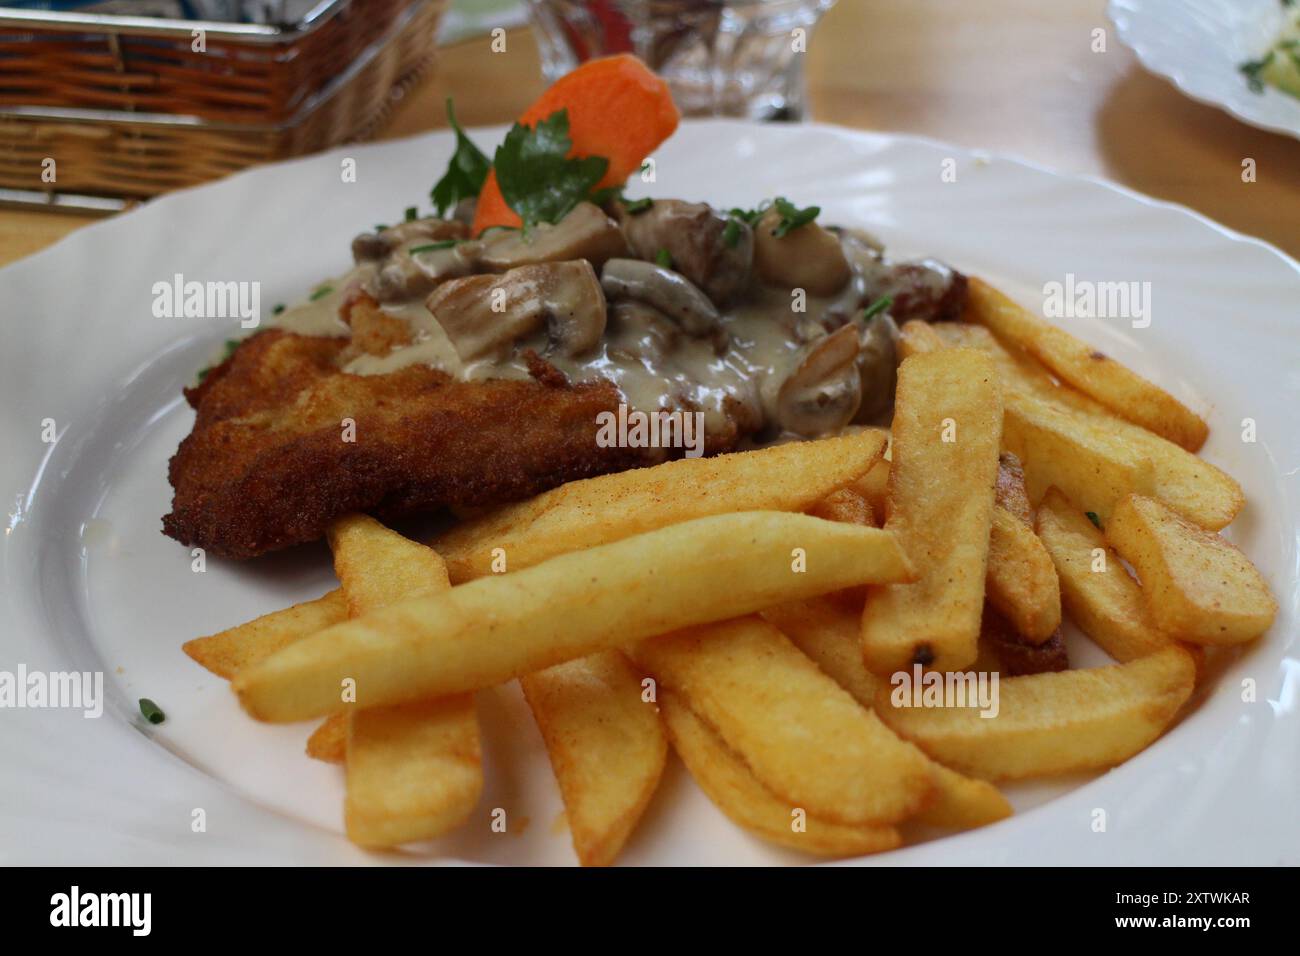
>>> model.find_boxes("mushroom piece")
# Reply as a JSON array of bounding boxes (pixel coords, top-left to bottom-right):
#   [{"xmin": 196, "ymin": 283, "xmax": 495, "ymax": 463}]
[
  {"xmin": 366, "ymin": 240, "xmax": 483, "ymax": 304},
  {"xmin": 854, "ymin": 312, "xmax": 900, "ymax": 424},
  {"xmin": 751, "ymin": 207, "xmax": 852, "ymax": 296},
  {"xmin": 351, "ymin": 218, "xmax": 467, "ymax": 262},
  {"xmin": 770, "ymin": 324, "xmax": 863, "ymax": 437},
  {"xmin": 614, "ymin": 199, "xmax": 753, "ymax": 306},
  {"xmin": 600, "ymin": 258, "xmax": 720, "ymax": 337},
  {"xmin": 478, "ymin": 202, "xmax": 630, "ymax": 272},
  {"xmin": 425, "ymin": 259, "xmax": 606, "ymax": 361},
  {"xmin": 606, "ymin": 301, "xmax": 682, "ymax": 363}
]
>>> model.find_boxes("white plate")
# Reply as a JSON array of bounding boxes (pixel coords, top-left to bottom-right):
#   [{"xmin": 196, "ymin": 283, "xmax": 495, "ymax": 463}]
[
  {"xmin": 1109, "ymin": 0, "xmax": 1300, "ymax": 139},
  {"xmin": 1, "ymin": 120, "xmax": 1297, "ymax": 866}
]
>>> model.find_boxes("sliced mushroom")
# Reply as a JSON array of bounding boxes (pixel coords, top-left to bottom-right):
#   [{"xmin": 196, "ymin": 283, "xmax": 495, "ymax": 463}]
[
  {"xmin": 769, "ymin": 324, "xmax": 863, "ymax": 437},
  {"xmin": 478, "ymin": 202, "xmax": 630, "ymax": 272},
  {"xmin": 854, "ymin": 312, "xmax": 900, "ymax": 424},
  {"xmin": 606, "ymin": 301, "xmax": 682, "ymax": 362},
  {"xmin": 601, "ymin": 258, "xmax": 720, "ymax": 337},
  {"xmin": 351, "ymin": 218, "xmax": 467, "ymax": 263},
  {"xmin": 614, "ymin": 199, "xmax": 753, "ymax": 306},
  {"xmin": 366, "ymin": 240, "xmax": 483, "ymax": 304},
  {"xmin": 425, "ymin": 260, "xmax": 606, "ymax": 361},
  {"xmin": 752, "ymin": 207, "xmax": 851, "ymax": 296},
  {"xmin": 825, "ymin": 234, "xmax": 967, "ymax": 326}
]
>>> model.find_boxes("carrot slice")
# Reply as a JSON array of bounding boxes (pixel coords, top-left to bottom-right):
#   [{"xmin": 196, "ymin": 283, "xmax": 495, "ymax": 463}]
[{"xmin": 472, "ymin": 54, "xmax": 678, "ymax": 234}]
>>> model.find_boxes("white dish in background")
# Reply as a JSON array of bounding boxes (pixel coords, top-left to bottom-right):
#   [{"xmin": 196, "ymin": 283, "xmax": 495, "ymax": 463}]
[
  {"xmin": 1109, "ymin": 0, "xmax": 1300, "ymax": 139},
  {"xmin": 1, "ymin": 120, "xmax": 1297, "ymax": 865}
]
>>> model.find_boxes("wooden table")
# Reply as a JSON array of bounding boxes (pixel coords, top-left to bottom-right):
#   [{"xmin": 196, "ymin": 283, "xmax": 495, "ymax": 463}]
[{"xmin": 3, "ymin": 0, "xmax": 1297, "ymax": 266}]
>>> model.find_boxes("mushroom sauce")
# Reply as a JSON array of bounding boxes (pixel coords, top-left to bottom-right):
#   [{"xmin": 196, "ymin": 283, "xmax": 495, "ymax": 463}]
[{"xmin": 270, "ymin": 199, "xmax": 965, "ymax": 443}]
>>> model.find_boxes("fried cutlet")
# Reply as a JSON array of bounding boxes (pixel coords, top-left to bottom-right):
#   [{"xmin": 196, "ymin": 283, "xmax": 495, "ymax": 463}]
[{"xmin": 162, "ymin": 323, "xmax": 668, "ymax": 560}]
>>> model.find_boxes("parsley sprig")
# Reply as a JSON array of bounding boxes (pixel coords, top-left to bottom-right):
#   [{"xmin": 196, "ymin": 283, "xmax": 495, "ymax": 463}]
[
  {"xmin": 431, "ymin": 99, "xmax": 491, "ymax": 217},
  {"xmin": 494, "ymin": 109, "xmax": 609, "ymax": 228}
]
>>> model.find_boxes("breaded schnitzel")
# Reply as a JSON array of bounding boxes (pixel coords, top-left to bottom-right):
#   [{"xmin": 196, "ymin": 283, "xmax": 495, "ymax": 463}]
[{"xmin": 163, "ymin": 314, "xmax": 662, "ymax": 559}]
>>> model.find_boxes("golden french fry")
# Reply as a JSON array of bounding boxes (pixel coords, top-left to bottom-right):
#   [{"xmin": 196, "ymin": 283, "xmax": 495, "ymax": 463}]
[
  {"xmin": 632, "ymin": 616, "xmax": 934, "ymax": 826},
  {"xmin": 964, "ymin": 278, "xmax": 1208, "ymax": 451},
  {"xmin": 995, "ymin": 452, "xmax": 1033, "ymax": 525},
  {"xmin": 761, "ymin": 596, "xmax": 882, "ymax": 707},
  {"xmin": 933, "ymin": 321, "xmax": 1242, "ymax": 530},
  {"xmin": 659, "ymin": 690, "xmax": 902, "ymax": 857},
  {"xmin": 344, "ymin": 695, "xmax": 482, "ymax": 848},
  {"xmin": 433, "ymin": 430, "xmax": 888, "ymax": 582},
  {"xmin": 1035, "ymin": 488, "xmax": 1179, "ymax": 662},
  {"xmin": 184, "ymin": 589, "xmax": 348, "ymax": 680},
  {"xmin": 808, "ymin": 486, "xmax": 876, "ymax": 527},
  {"xmin": 897, "ymin": 318, "xmax": 946, "ymax": 358},
  {"xmin": 306, "ymin": 713, "xmax": 346, "ymax": 764},
  {"xmin": 521, "ymin": 651, "xmax": 667, "ymax": 867},
  {"xmin": 327, "ymin": 514, "xmax": 483, "ymax": 849},
  {"xmin": 1106, "ymin": 495, "xmax": 1276, "ymax": 645},
  {"xmin": 234, "ymin": 511, "xmax": 914, "ymax": 723},
  {"xmin": 851, "ymin": 454, "xmax": 891, "ymax": 525},
  {"xmin": 985, "ymin": 507, "xmax": 1061, "ymax": 643},
  {"xmin": 862, "ymin": 349, "xmax": 1003, "ymax": 673},
  {"xmin": 761, "ymin": 596, "xmax": 1011, "ymax": 831},
  {"xmin": 1003, "ymin": 390, "xmax": 1156, "ymax": 522},
  {"xmin": 876, "ymin": 647, "xmax": 1196, "ymax": 780}
]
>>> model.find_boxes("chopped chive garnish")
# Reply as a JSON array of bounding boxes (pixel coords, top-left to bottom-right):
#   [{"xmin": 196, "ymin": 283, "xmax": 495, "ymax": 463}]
[
  {"xmin": 1085, "ymin": 512, "xmax": 1102, "ymax": 529},
  {"xmin": 771, "ymin": 196, "xmax": 820, "ymax": 238},
  {"xmin": 374, "ymin": 224, "xmax": 388, "ymax": 233},
  {"xmin": 139, "ymin": 698, "xmax": 165, "ymax": 724},
  {"xmin": 272, "ymin": 303, "xmax": 285, "ymax": 315},
  {"xmin": 309, "ymin": 285, "xmax": 334, "ymax": 301},
  {"xmin": 408, "ymin": 240, "xmax": 459, "ymax": 255},
  {"xmin": 862, "ymin": 296, "xmax": 894, "ymax": 321},
  {"xmin": 722, "ymin": 218, "xmax": 742, "ymax": 248},
  {"xmin": 404, "ymin": 206, "xmax": 418, "ymax": 222},
  {"xmin": 624, "ymin": 197, "xmax": 653, "ymax": 214},
  {"xmin": 654, "ymin": 248, "xmax": 673, "ymax": 269}
]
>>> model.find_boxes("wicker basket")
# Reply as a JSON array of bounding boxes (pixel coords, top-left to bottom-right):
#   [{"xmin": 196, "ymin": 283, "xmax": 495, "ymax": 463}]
[{"xmin": 0, "ymin": 0, "xmax": 445, "ymax": 207}]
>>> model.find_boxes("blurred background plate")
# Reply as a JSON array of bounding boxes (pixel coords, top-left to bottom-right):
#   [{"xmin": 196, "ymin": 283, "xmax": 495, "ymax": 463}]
[
  {"xmin": 1, "ymin": 120, "xmax": 1297, "ymax": 865},
  {"xmin": 1109, "ymin": 0, "xmax": 1300, "ymax": 140}
]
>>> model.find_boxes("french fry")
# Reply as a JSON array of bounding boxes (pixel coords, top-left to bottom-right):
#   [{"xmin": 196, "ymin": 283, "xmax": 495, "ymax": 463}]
[
  {"xmin": 183, "ymin": 589, "xmax": 347, "ymax": 680},
  {"xmin": 433, "ymin": 430, "xmax": 888, "ymax": 582},
  {"xmin": 985, "ymin": 507, "xmax": 1061, "ymax": 642},
  {"xmin": 632, "ymin": 616, "xmax": 934, "ymax": 826},
  {"xmin": 1003, "ymin": 389, "xmax": 1155, "ymax": 522},
  {"xmin": 1106, "ymin": 495, "xmax": 1277, "ymax": 645},
  {"xmin": 897, "ymin": 318, "xmax": 946, "ymax": 358},
  {"xmin": 1035, "ymin": 488, "xmax": 1180, "ymax": 662},
  {"xmin": 851, "ymin": 454, "xmax": 891, "ymax": 525},
  {"xmin": 964, "ymin": 278, "xmax": 1208, "ymax": 451},
  {"xmin": 326, "ymin": 514, "xmax": 483, "ymax": 848},
  {"xmin": 233, "ymin": 511, "xmax": 914, "ymax": 723},
  {"xmin": 933, "ymin": 321, "xmax": 1242, "ymax": 530},
  {"xmin": 659, "ymin": 690, "xmax": 902, "ymax": 857},
  {"xmin": 995, "ymin": 453, "xmax": 1033, "ymax": 525},
  {"xmin": 306, "ymin": 713, "xmax": 346, "ymax": 764},
  {"xmin": 520, "ymin": 651, "xmax": 667, "ymax": 867},
  {"xmin": 761, "ymin": 597, "xmax": 1012, "ymax": 831},
  {"xmin": 808, "ymin": 486, "xmax": 876, "ymax": 527},
  {"xmin": 862, "ymin": 349, "xmax": 1003, "ymax": 673},
  {"xmin": 876, "ymin": 647, "xmax": 1196, "ymax": 780}
]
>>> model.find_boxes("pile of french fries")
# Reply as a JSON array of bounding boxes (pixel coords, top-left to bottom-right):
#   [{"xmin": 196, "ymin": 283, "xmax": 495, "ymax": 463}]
[{"xmin": 184, "ymin": 278, "xmax": 1276, "ymax": 865}]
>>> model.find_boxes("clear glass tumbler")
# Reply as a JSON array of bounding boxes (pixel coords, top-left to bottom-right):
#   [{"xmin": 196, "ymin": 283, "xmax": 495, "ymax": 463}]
[{"xmin": 526, "ymin": 0, "xmax": 838, "ymax": 121}]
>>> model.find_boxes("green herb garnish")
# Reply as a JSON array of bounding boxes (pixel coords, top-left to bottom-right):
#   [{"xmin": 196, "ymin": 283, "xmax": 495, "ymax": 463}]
[
  {"xmin": 408, "ymin": 240, "xmax": 459, "ymax": 255},
  {"xmin": 494, "ymin": 109, "xmax": 609, "ymax": 229},
  {"xmin": 1240, "ymin": 51, "xmax": 1274, "ymax": 92},
  {"xmin": 374, "ymin": 224, "xmax": 388, "ymax": 233},
  {"xmin": 139, "ymin": 698, "xmax": 165, "ymax": 724},
  {"xmin": 654, "ymin": 248, "xmax": 673, "ymax": 269},
  {"xmin": 1085, "ymin": 512, "xmax": 1102, "ymax": 529},
  {"xmin": 309, "ymin": 285, "xmax": 333, "ymax": 301},
  {"xmin": 624, "ymin": 197, "xmax": 654, "ymax": 215},
  {"xmin": 431, "ymin": 98, "xmax": 492, "ymax": 218},
  {"xmin": 195, "ymin": 338, "xmax": 240, "ymax": 383},
  {"xmin": 770, "ymin": 196, "xmax": 820, "ymax": 238},
  {"xmin": 722, "ymin": 219, "xmax": 742, "ymax": 248},
  {"xmin": 862, "ymin": 296, "xmax": 894, "ymax": 321},
  {"xmin": 404, "ymin": 206, "xmax": 418, "ymax": 222},
  {"xmin": 272, "ymin": 303, "xmax": 285, "ymax": 315}
]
